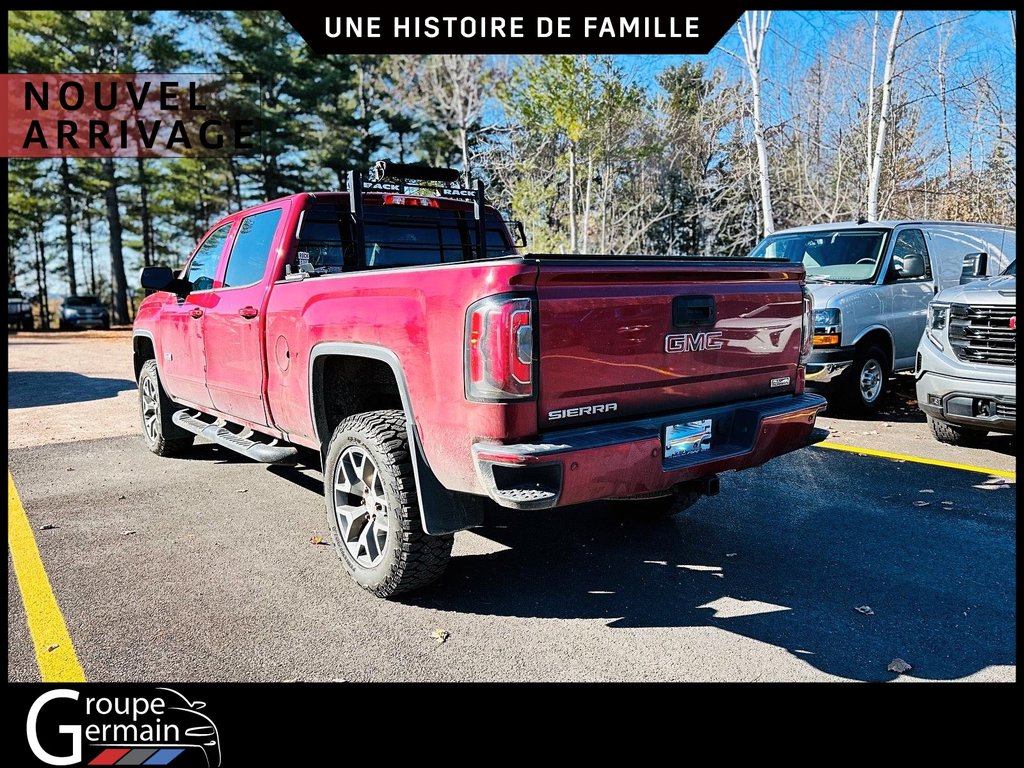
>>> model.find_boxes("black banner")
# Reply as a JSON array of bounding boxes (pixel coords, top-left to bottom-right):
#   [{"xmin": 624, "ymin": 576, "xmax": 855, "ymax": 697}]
[{"xmin": 280, "ymin": 11, "xmax": 745, "ymax": 54}]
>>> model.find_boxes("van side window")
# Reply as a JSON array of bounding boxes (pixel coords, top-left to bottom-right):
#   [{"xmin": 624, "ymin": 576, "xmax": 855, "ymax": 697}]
[
  {"xmin": 892, "ymin": 229, "xmax": 931, "ymax": 279},
  {"xmin": 186, "ymin": 223, "xmax": 232, "ymax": 292}
]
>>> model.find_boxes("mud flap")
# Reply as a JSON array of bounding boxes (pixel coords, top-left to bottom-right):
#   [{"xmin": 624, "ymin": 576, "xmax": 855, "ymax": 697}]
[{"xmin": 413, "ymin": 431, "xmax": 487, "ymax": 535}]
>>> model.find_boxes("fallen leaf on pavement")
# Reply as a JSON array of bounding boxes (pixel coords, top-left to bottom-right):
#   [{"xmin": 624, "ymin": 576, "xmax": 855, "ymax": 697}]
[
  {"xmin": 117, "ymin": 494, "xmax": 126, "ymax": 500},
  {"xmin": 888, "ymin": 658, "xmax": 912, "ymax": 674},
  {"xmin": 39, "ymin": 523, "xmax": 59, "ymax": 530},
  {"xmin": 47, "ymin": 644, "xmax": 59, "ymax": 652},
  {"xmin": 855, "ymin": 606, "xmax": 874, "ymax": 616},
  {"xmin": 431, "ymin": 628, "xmax": 450, "ymax": 644},
  {"xmin": 121, "ymin": 530, "xmax": 137, "ymax": 536},
  {"xmin": 309, "ymin": 536, "xmax": 328, "ymax": 545},
  {"xmin": 236, "ymin": 488, "xmax": 248, "ymax": 493},
  {"xmin": 912, "ymin": 501, "xmax": 931, "ymax": 507}
]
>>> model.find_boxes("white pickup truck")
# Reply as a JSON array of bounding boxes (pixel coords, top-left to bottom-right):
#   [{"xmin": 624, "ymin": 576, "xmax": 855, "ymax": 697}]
[{"xmin": 916, "ymin": 259, "xmax": 1016, "ymax": 445}]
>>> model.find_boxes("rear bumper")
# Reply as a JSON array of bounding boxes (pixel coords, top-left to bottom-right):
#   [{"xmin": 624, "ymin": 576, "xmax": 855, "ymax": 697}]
[{"xmin": 473, "ymin": 393, "xmax": 828, "ymax": 510}]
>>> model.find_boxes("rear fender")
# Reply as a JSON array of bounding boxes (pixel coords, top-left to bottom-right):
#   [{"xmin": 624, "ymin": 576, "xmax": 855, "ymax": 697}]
[{"xmin": 309, "ymin": 342, "xmax": 483, "ymax": 535}]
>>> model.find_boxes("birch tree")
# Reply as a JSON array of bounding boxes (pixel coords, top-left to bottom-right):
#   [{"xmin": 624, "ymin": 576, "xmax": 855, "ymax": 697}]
[
  {"xmin": 866, "ymin": 11, "xmax": 904, "ymax": 221},
  {"xmin": 737, "ymin": 11, "xmax": 775, "ymax": 236}
]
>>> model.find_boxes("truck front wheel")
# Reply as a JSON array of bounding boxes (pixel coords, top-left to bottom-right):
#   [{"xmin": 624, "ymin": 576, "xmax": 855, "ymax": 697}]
[
  {"xmin": 138, "ymin": 359, "xmax": 193, "ymax": 456},
  {"xmin": 928, "ymin": 416, "xmax": 987, "ymax": 447},
  {"xmin": 324, "ymin": 410, "xmax": 453, "ymax": 598}
]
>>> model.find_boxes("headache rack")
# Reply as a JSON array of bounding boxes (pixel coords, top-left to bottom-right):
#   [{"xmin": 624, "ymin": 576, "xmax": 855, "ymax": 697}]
[{"xmin": 347, "ymin": 160, "xmax": 491, "ymax": 260}]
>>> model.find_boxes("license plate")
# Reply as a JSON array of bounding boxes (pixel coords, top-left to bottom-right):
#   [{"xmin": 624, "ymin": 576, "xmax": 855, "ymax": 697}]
[{"xmin": 664, "ymin": 419, "xmax": 713, "ymax": 459}]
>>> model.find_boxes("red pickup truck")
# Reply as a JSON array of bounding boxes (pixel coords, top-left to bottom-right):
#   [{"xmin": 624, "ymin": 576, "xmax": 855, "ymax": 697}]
[{"xmin": 134, "ymin": 162, "xmax": 826, "ymax": 597}]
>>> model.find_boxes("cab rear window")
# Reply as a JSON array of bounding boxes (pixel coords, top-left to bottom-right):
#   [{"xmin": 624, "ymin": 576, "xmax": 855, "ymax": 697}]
[{"xmin": 296, "ymin": 203, "xmax": 514, "ymax": 275}]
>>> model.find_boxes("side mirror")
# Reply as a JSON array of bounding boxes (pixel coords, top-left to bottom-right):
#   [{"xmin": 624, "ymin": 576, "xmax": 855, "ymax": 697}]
[
  {"xmin": 508, "ymin": 220, "xmax": 528, "ymax": 249},
  {"xmin": 960, "ymin": 252, "xmax": 988, "ymax": 285},
  {"xmin": 898, "ymin": 254, "xmax": 925, "ymax": 279},
  {"xmin": 140, "ymin": 266, "xmax": 191, "ymax": 297}
]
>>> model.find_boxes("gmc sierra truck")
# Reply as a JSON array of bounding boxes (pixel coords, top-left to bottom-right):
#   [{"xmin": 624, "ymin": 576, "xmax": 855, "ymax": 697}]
[
  {"xmin": 916, "ymin": 259, "xmax": 1016, "ymax": 445},
  {"xmin": 133, "ymin": 162, "xmax": 827, "ymax": 598}
]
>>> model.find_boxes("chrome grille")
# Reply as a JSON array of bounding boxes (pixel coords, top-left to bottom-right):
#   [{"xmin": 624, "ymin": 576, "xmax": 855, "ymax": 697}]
[{"xmin": 948, "ymin": 304, "xmax": 1016, "ymax": 366}]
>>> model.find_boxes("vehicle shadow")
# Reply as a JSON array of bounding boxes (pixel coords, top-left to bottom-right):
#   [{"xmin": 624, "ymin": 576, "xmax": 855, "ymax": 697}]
[
  {"xmin": 822, "ymin": 373, "xmax": 926, "ymax": 423},
  {"xmin": 7, "ymin": 371, "xmax": 135, "ymax": 408},
  {"xmin": 405, "ymin": 450, "xmax": 1016, "ymax": 682}
]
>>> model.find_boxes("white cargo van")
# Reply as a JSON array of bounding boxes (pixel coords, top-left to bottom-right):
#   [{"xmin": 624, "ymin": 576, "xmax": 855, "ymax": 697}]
[{"xmin": 748, "ymin": 221, "xmax": 1015, "ymax": 413}]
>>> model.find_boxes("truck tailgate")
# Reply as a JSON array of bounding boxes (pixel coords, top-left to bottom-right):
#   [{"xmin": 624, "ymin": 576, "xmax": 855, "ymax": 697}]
[{"xmin": 535, "ymin": 259, "xmax": 805, "ymax": 428}]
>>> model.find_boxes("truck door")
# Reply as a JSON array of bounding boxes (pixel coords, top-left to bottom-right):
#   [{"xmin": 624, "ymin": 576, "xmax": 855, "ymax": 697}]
[
  {"xmin": 202, "ymin": 207, "xmax": 284, "ymax": 426},
  {"xmin": 158, "ymin": 222, "xmax": 233, "ymax": 408},
  {"xmin": 887, "ymin": 228, "xmax": 935, "ymax": 369}
]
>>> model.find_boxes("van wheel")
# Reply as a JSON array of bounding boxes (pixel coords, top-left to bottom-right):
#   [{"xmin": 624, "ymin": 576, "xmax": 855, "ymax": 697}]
[
  {"xmin": 838, "ymin": 344, "xmax": 888, "ymax": 414},
  {"xmin": 324, "ymin": 410, "xmax": 453, "ymax": 598},
  {"xmin": 928, "ymin": 416, "xmax": 987, "ymax": 447}
]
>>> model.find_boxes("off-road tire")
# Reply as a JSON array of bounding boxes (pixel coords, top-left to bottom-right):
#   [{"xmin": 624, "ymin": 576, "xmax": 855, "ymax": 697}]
[
  {"xmin": 324, "ymin": 409, "xmax": 453, "ymax": 598},
  {"xmin": 138, "ymin": 359, "xmax": 193, "ymax": 456},
  {"xmin": 928, "ymin": 416, "xmax": 987, "ymax": 447}
]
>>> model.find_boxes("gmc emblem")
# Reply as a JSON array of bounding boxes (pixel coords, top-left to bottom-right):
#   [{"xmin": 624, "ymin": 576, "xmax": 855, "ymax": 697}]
[{"xmin": 665, "ymin": 331, "xmax": 723, "ymax": 353}]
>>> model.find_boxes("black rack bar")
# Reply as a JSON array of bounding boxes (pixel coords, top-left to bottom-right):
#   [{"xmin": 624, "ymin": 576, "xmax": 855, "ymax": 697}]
[
  {"xmin": 347, "ymin": 170, "xmax": 366, "ymax": 261},
  {"xmin": 371, "ymin": 160, "xmax": 460, "ymax": 185},
  {"xmin": 474, "ymin": 179, "xmax": 487, "ymax": 259}
]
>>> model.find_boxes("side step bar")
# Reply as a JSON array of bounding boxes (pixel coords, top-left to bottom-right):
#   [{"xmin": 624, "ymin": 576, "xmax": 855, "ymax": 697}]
[{"xmin": 172, "ymin": 410, "xmax": 298, "ymax": 465}]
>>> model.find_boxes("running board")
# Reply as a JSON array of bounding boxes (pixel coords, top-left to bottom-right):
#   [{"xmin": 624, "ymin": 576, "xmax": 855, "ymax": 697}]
[{"xmin": 172, "ymin": 410, "xmax": 298, "ymax": 464}]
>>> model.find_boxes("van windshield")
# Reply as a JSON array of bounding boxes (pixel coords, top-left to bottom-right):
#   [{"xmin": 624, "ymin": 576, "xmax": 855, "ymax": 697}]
[{"xmin": 748, "ymin": 229, "xmax": 889, "ymax": 283}]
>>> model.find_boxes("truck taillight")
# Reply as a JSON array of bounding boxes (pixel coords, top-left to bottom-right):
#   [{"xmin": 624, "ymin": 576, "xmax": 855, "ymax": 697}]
[
  {"xmin": 466, "ymin": 295, "xmax": 534, "ymax": 400},
  {"xmin": 799, "ymin": 286, "xmax": 813, "ymax": 366}
]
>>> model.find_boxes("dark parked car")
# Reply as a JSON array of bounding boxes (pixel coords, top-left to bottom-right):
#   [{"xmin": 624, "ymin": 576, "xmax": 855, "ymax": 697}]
[
  {"xmin": 8, "ymin": 289, "xmax": 33, "ymax": 331},
  {"xmin": 60, "ymin": 295, "xmax": 110, "ymax": 330}
]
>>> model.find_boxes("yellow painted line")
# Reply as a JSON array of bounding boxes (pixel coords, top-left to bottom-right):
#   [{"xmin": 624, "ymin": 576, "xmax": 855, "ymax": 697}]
[
  {"xmin": 816, "ymin": 442, "xmax": 1016, "ymax": 480},
  {"xmin": 7, "ymin": 471, "xmax": 86, "ymax": 682}
]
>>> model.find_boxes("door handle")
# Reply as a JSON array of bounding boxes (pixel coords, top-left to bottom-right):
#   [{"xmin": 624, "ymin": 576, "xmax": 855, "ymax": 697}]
[
  {"xmin": 190, "ymin": 307, "xmax": 204, "ymax": 319},
  {"xmin": 239, "ymin": 306, "xmax": 259, "ymax": 319}
]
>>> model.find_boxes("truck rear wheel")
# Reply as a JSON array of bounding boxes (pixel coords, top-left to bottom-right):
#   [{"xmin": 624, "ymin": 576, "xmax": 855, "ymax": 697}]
[
  {"xmin": 324, "ymin": 410, "xmax": 453, "ymax": 598},
  {"xmin": 138, "ymin": 359, "xmax": 193, "ymax": 456},
  {"xmin": 928, "ymin": 416, "xmax": 987, "ymax": 447}
]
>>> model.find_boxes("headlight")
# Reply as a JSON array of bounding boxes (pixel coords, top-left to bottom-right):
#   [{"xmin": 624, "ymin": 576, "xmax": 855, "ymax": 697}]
[
  {"xmin": 812, "ymin": 308, "xmax": 841, "ymax": 347},
  {"xmin": 64, "ymin": 308, "xmax": 78, "ymax": 317},
  {"xmin": 926, "ymin": 303, "xmax": 949, "ymax": 350}
]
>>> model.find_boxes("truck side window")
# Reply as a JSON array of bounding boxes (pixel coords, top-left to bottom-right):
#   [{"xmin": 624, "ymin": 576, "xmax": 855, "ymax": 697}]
[
  {"xmin": 892, "ymin": 229, "xmax": 931, "ymax": 279},
  {"xmin": 223, "ymin": 208, "xmax": 283, "ymax": 288},
  {"xmin": 186, "ymin": 223, "xmax": 232, "ymax": 292}
]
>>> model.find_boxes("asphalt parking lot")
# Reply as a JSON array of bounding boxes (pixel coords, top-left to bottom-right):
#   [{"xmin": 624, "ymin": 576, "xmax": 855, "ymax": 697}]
[{"xmin": 7, "ymin": 333, "xmax": 1016, "ymax": 682}]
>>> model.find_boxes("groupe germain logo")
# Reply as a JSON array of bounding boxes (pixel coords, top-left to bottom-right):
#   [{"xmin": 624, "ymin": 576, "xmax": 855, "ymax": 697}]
[{"xmin": 26, "ymin": 688, "xmax": 221, "ymax": 767}]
